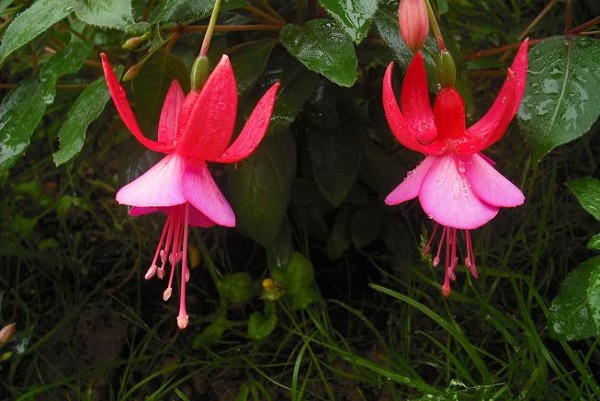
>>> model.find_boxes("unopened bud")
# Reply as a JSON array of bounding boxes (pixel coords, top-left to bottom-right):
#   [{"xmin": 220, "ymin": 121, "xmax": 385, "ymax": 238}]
[
  {"xmin": 262, "ymin": 278, "xmax": 284, "ymax": 301},
  {"xmin": 0, "ymin": 323, "xmax": 16, "ymax": 348},
  {"xmin": 122, "ymin": 37, "xmax": 143, "ymax": 51},
  {"xmin": 399, "ymin": 0, "xmax": 430, "ymax": 53},
  {"xmin": 436, "ymin": 50, "xmax": 456, "ymax": 88},
  {"xmin": 123, "ymin": 63, "xmax": 142, "ymax": 81},
  {"xmin": 190, "ymin": 55, "xmax": 210, "ymax": 91}
]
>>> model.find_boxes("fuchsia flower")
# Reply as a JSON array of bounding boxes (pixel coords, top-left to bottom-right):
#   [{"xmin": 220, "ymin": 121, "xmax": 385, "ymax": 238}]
[
  {"xmin": 102, "ymin": 54, "xmax": 279, "ymax": 328},
  {"xmin": 382, "ymin": 39, "xmax": 529, "ymax": 296}
]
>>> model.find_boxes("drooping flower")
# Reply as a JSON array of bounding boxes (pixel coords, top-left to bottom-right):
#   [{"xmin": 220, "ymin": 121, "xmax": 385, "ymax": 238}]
[
  {"xmin": 101, "ymin": 54, "xmax": 280, "ymax": 328},
  {"xmin": 382, "ymin": 39, "xmax": 529, "ymax": 296}
]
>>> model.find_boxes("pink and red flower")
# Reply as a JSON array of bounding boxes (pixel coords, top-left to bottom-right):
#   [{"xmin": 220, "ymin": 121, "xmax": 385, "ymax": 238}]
[
  {"xmin": 102, "ymin": 54, "xmax": 279, "ymax": 328},
  {"xmin": 382, "ymin": 40, "xmax": 529, "ymax": 296}
]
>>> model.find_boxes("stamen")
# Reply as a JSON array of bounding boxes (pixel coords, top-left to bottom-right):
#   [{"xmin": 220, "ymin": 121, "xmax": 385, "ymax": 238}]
[
  {"xmin": 146, "ymin": 217, "xmax": 171, "ymax": 280},
  {"xmin": 433, "ymin": 226, "xmax": 447, "ymax": 267},
  {"xmin": 423, "ymin": 223, "xmax": 440, "ymax": 255},
  {"xmin": 464, "ymin": 230, "xmax": 478, "ymax": 278},
  {"xmin": 177, "ymin": 203, "xmax": 190, "ymax": 330}
]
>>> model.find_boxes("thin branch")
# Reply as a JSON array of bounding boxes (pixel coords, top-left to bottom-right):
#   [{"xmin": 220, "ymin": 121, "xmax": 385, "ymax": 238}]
[
  {"xmin": 462, "ymin": 39, "xmax": 543, "ymax": 62},
  {"xmin": 569, "ymin": 15, "xmax": 600, "ymax": 35},
  {"xmin": 518, "ymin": 0, "xmax": 558, "ymax": 41}
]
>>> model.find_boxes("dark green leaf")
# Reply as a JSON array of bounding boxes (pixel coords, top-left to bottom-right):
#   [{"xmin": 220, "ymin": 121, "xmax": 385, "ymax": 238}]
[
  {"xmin": 248, "ymin": 302, "xmax": 277, "ymax": 340},
  {"xmin": 0, "ymin": 0, "xmax": 73, "ymax": 65},
  {"xmin": 216, "ymin": 272, "xmax": 257, "ymax": 304},
  {"xmin": 230, "ymin": 39, "xmax": 276, "ymax": 94},
  {"xmin": 280, "ymin": 19, "xmax": 358, "ymax": 87},
  {"xmin": 151, "ymin": 0, "xmax": 247, "ymax": 23},
  {"xmin": 308, "ymin": 128, "xmax": 361, "ymax": 207},
  {"xmin": 40, "ymin": 40, "xmax": 93, "ymax": 104},
  {"xmin": 566, "ymin": 177, "xmax": 600, "ymax": 221},
  {"xmin": 351, "ymin": 207, "xmax": 381, "ymax": 248},
  {"xmin": 326, "ymin": 207, "xmax": 351, "ymax": 260},
  {"xmin": 73, "ymin": 0, "xmax": 142, "ymax": 31},
  {"xmin": 266, "ymin": 220, "xmax": 293, "ymax": 270},
  {"xmin": 260, "ymin": 52, "xmax": 319, "ymax": 130},
  {"xmin": 588, "ymin": 233, "xmax": 600, "ymax": 250},
  {"xmin": 436, "ymin": 0, "xmax": 449, "ymax": 14},
  {"xmin": 192, "ymin": 315, "xmax": 235, "ymax": 348},
  {"xmin": 132, "ymin": 49, "xmax": 189, "ymax": 129},
  {"xmin": 272, "ymin": 252, "xmax": 320, "ymax": 310},
  {"xmin": 317, "ymin": 0, "xmax": 377, "ymax": 43},
  {"xmin": 518, "ymin": 36, "xmax": 600, "ymax": 161},
  {"xmin": 227, "ymin": 129, "xmax": 297, "ymax": 247},
  {"xmin": 0, "ymin": 79, "xmax": 46, "ymax": 170},
  {"xmin": 53, "ymin": 76, "xmax": 111, "ymax": 166},
  {"xmin": 549, "ymin": 256, "xmax": 600, "ymax": 341}
]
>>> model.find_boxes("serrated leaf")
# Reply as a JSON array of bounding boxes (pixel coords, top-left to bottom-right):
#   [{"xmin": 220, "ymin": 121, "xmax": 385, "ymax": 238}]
[
  {"xmin": 248, "ymin": 302, "xmax": 277, "ymax": 340},
  {"xmin": 0, "ymin": 79, "xmax": 46, "ymax": 170},
  {"xmin": 518, "ymin": 36, "xmax": 600, "ymax": 161},
  {"xmin": 280, "ymin": 19, "xmax": 358, "ymax": 87},
  {"xmin": 73, "ymin": 0, "xmax": 140, "ymax": 31},
  {"xmin": 53, "ymin": 76, "xmax": 111, "ymax": 166},
  {"xmin": 151, "ymin": 0, "xmax": 247, "ymax": 23},
  {"xmin": 317, "ymin": 0, "xmax": 377, "ymax": 44},
  {"xmin": 40, "ymin": 40, "xmax": 93, "ymax": 104},
  {"xmin": 0, "ymin": 0, "xmax": 73, "ymax": 65},
  {"xmin": 132, "ymin": 49, "xmax": 189, "ymax": 129},
  {"xmin": 217, "ymin": 272, "xmax": 257, "ymax": 304},
  {"xmin": 259, "ymin": 52, "xmax": 319, "ymax": 130},
  {"xmin": 230, "ymin": 39, "xmax": 276, "ymax": 94},
  {"xmin": 308, "ymin": 128, "xmax": 361, "ymax": 207},
  {"xmin": 272, "ymin": 252, "xmax": 320, "ymax": 310},
  {"xmin": 227, "ymin": 129, "xmax": 297, "ymax": 247},
  {"xmin": 566, "ymin": 177, "xmax": 600, "ymax": 221},
  {"xmin": 588, "ymin": 233, "xmax": 600, "ymax": 250},
  {"xmin": 549, "ymin": 256, "xmax": 600, "ymax": 341}
]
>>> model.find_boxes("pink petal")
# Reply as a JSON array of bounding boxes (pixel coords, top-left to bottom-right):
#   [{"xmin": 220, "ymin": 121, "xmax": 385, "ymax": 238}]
[
  {"xmin": 158, "ymin": 80, "xmax": 184, "ymax": 145},
  {"xmin": 401, "ymin": 52, "xmax": 436, "ymax": 144},
  {"xmin": 100, "ymin": 54, "xmax": 172, "ymax": 154},
  {"xmin": 182, "ymin": 160, "xmax": 235, "ymax": 227},
  {"xmin": 116, "ymin": 153, "xmax": 187, "ymax": 207},
  {"xmin": 129, "ymin": 206, "xmax": 161, "ymax": 216},
  {"xmin": 177, "ymin": 55, "xmax": 238, "ymax": 160},
  {"xmin": 419, "ymin": 154, "xmax": 498, "ymax": 230},
  {"xmin": 464, "ymin": 153, "xmax": 525, "ymax": 207},
  {"xmin": 385, "ymin": 156, "xmax": 437, "ymax": 205},
  {"xmin": 464, "ymin": 39, "xmax": 529, "ymax": 151},
  {"xmin": 214, "ymin": 83, "xmax": 280, "ymax": 163},
  {"xmin": 189, "ymin": 206, "xmax": 216, "ymax": 228}
]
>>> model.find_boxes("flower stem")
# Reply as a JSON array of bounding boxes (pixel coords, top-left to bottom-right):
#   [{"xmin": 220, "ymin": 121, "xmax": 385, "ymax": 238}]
[
  {"xmin": 424, "ymin": 0, "xmax": 446, "ymax": 51},
  {"xmin": 199, "ymin": 0, "xmax": 223, "ymax": 57}
]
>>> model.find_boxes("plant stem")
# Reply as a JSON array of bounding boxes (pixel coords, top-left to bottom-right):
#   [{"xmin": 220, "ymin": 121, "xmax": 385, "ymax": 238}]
[
  {"xmin": 518, "ymin": 0, "xmax": 557, "ymax": 41},
  {"xmin": 199, "ymin": 0, "xmax": 223, "ymax": 57},
  {"xmin": 569, "ymin": 15, "xmax": 600, "ymax": 35},
  {"xmin": 178, "ymin": 24, "xmax": 282, "ymax": 33},
  {"xmin": 424, "ymin": 0, "xmax": 446, "ymax": 51}
]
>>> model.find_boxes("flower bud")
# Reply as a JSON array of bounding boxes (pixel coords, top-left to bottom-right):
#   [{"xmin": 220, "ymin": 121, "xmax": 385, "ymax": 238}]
[
  {"xmin": 436, "ymin": 50, "xmax": 456, "ymax": 88},
  {"xmin": 122, "ymin": 63, "xmax": 142, "ymax": 82},
  {"xmin": 398, "ymin": 0, "xmax": 430, "ymax": 53},
  {"xmin": 190, "ymin": 55, "xmax": 210, "ymax": 91},
  {"xmin": 0, "ymin": 323, "xmax": 16, "ymax": 348}
]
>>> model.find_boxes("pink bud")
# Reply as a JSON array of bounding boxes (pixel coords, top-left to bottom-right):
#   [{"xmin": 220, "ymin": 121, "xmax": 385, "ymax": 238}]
[{"xmin": 398, "ymin": 0, "xmax": 430, "ymax": 53}]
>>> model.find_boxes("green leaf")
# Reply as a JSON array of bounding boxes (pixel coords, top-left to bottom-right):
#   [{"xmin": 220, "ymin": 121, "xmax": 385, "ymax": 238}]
[
  {"xmin": 0, "ymin": 0, "xmax": 73, "ymax": 65},
  {"xmin": 216, "ymin": 272, "xmax": 257, "ymax": 304},
  {"xmin": 227, "ymin": 129, "xmax": 297, "ymax": 247},
  {"xmin": 280, "ymin": 19, "xmax": 358, "ymax": 87},
  {"xmin": 151, "ymin": 0, "xmax": 247, "ymax": 23},
  {"xmin": 132, "ymin": 49, "xmax": 189, "ymax": 129},
  {"xmin": 518, "ymin": 36, "xmax": 600, "ymax": 161},
  {"xmin": 566, "ymin": 177, "xmax": 600, "ymax": 221},
  {"xmin": 326, "ymin": 207, "xmax": 351, "ymax": 260},
  {"xmin": 351, "ymin": 207, "xmax": 381, "ymax": 248},
  {"xmin": 192, "ymin": 315, "xmax": 236, "ymax": 348},
  {"xmin": 588, "ymin": 233, "xmax": 600, "ymax": 250},
  {"xmin": 248, "ymin": 302, "xmax": 277, "ymax": 340},
  {"xmin": 40, "ymin": 40, "xmax": 93, "ymax": 104},
  {"xmin": 436, "ymin": 0, "xmax": 449, "ymax": 14},
  {"xmin": 266, "ymin": 220, "xmax": 293, "ymax": 270},
  {"xmin": 317, "ymin": 0, "xmax": 377, "ymax": 44},
  {"xmin": 549, "ymin": 256, "xmax": 600, "ymax": 341},
  {"xmin": 0, "ymin": 78, "xmax": 47, "ymax": 170},
  {"xmin": 230, "ymin": 39, "xmax": 276, "ymax": 94},
  {"xmin": 272, "ymin": 252, "xmax": 320, "ymax": 310},
  {"xmin": 308, "ymin": 128, "xmax": 361, "ymax": 207},
  {"xmin": 73, "ymin": 0, "xmax": 140, "ymax": 31},
  {"xmin": 53, "ymin": 77, "xmax": 111, "ymax": 166},
  {"xmin": 260, "ymin": 53, "xmax": 319, "ymax": 130}
]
